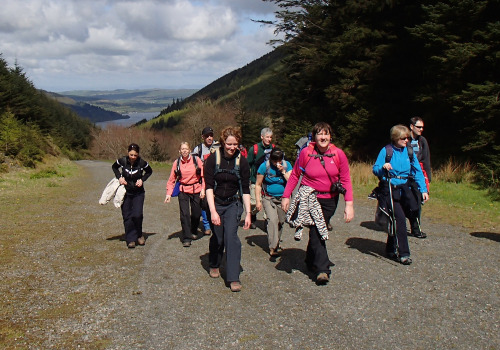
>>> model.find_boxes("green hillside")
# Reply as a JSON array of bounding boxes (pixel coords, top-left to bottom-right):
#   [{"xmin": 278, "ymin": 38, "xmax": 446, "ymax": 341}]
[{"xmin": 0, "ymin": 56, "xmax": 93, "ymax": 168}]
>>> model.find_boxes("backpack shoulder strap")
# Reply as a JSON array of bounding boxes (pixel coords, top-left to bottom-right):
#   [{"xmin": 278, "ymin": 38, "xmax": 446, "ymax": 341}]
[
  {"xmin": 407, "ymin": 146, "xmax": 414, "ymax": 162},
  {"xmin": 384, "ymin": 144, "xmax": 393, "ymax": 163},
  {"xmin": 253, "ymin": 143, "xmax": 258, "ymax": 155},
  {"xmin": 192, "ymin": 155, "xmax": 199, "ymax": 169},
  {"xmin": 196, "ymin": 143, "xmax": 203, "ymax": 158}
]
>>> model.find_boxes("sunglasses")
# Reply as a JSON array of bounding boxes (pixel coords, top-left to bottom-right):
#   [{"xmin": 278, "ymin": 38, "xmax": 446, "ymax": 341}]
[
  {"xmin": 413, "ymin": 125, "xmax": 424, "ymax": 129},
  {"xmin": 400, "ymin": 137, "xmax": 409, "ymax": 141}
]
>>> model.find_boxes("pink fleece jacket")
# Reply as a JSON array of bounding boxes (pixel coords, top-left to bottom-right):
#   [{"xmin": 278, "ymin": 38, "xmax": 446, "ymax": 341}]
[
  {"xmin": 166, "ymin": 155, "xmax": 205, "ymax": 195},
  {"xmin": 283, "ymin": 142, "xmax": 353, "ymax": 201}
]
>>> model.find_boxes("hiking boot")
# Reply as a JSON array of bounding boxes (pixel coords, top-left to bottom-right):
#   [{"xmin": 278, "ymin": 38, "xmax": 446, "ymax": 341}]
[
  {"xmin": 137, "ymin": 236, "xmax": 145, "ymax": 245},
  {"xmin": 209, "ymin": 268, "xmax": 220, "ymax": 278},
  {"xmin": 127, "ymin": 242, "xmax": 136, "ymax": 249},
  {"xmin": 316, "ymin": 273, "xmax": 329, "ymax": 283},
  {"xmin": 230, "ymin": 281, "xmax": 242, "ymax": 292},
  {"xmin": 327, "ymin": 223, "xmax": 333, "ymax": 231},
  {"xmin": 204, "ymin": 229, "xmax": 211, "ymax": 236},
  {"xmin": 250, "ymin": 214, "xmax": 257, "ymax": 229},
  {"xmin": 412, "ymin": 230, "xmax": 427, "ymax": 239},
  {"xmin": 399, "ymin": 256, "xmax": 412, "ymax": 265}
]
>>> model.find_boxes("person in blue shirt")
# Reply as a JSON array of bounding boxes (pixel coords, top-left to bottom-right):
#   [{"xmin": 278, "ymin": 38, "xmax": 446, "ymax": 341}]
[
  {"xmin": 373, "ymin": 125, "xmax": 429, "ymax": 265},
  {"xmin": 255, "ymin": 148, "xmax": 292, "ymax": 257}
]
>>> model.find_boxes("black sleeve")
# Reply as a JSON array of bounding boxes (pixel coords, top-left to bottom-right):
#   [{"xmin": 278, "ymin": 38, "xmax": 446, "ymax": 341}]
[
  {"xmin": 141, "ymin": 159, "xmax": 153, "ymax": 182},
  {"xmin": 239, "ymin": 156, "xmax": 251, "ymax": 195},
  {"xmin": 112, "ymin": 158, "xmax": 123, "ymax": 179},
  {"xmin": 204, "ymin": 152, "xmax": 216, "ymax": 190},
  {"xmin": 419, "ymin": 137, "xmax": 432, "ymax": 182}
]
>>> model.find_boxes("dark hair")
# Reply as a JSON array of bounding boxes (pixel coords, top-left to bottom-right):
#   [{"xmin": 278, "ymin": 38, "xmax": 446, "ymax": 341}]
[
  {"xmin": 312, "ymin": 122, "xmax": 333, "ymax": 139},
  {"xmin": 128, "ymin": 143, "xmax": 140, "ymax": 152},
  {"xmin": 410, "ymin": 116, "xmax": 423, "ymax": 126},
  {"xmin": 270, "ymin": 147, "xmax": 284, "ymax": 162}
]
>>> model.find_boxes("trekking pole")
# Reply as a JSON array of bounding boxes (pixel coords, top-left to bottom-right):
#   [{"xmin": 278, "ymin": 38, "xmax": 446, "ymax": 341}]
[{"xmin": 386, "ymin": 171, "xmax": 399, "ymax": 259}]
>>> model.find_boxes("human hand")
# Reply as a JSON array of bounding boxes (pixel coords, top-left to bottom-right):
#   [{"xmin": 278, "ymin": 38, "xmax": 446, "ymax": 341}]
[
  {"xmin": 344, "ymin": 202, "xmax": 354, "ymax": 223},
  {"xmin": 243, "ymin": 212, "xmax": 251, "ymax": 229},
  {"xmin": 255, "ymin": 201, "xmax": 262, "ymax": 212},
  {"xmin": 119, "ymin": 177, "xmax": 127, "ymax": 186},
  {"xmin": 383, "ymin": 163, "xmax": 392, "ymax": 171},
  {"xmin": 422, "ymin": 193, "xmax": 429, "ymax": 203},
  {"xmin": 136, "ymin": 179, "xmax": 143, "ymax": 187},
  {"xmin": 164, "ymin": 195, "xmax": 171, "ymax": 203},
  {"xmin": 281, "ymin": 198, "xmax": 290, "ymax": 212}
]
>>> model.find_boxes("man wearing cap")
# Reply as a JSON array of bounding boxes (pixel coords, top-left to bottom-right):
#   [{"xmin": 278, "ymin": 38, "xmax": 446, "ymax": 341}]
[{"xmin": 193, "ymin": 126, "xmax": 216, "ymax": 235}]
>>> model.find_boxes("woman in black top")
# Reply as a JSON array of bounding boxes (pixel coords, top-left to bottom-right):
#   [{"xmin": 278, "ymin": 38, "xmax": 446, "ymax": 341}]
[
  {"xmin": 112, "ymin": 143, "xmax": 153, "ymax": 248},
  {"xmin": 204, "ymin": 127, "xmax": 251, "ymax": 292}
]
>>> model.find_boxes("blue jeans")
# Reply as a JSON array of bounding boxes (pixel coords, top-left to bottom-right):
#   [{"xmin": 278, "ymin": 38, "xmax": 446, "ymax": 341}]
[{"xmin": 201, "ymin": 210, "xmax": 211, "ymax": 231}]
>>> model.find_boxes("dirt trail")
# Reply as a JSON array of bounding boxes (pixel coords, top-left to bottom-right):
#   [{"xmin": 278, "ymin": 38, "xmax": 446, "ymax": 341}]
[{"xmin": 1, "ymin": 160, "xmax": 498, "ymax": 349}]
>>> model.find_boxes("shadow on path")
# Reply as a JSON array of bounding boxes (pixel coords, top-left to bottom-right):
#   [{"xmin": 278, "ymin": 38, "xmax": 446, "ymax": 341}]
[
  {"xmin": 470, "ymin": 232, "xmax": 500, "ymax": 242},
  {"xmin": 345, "ymin": 237, "xmax": 397, "ymax": 265},
  {"xmin": 360, "ymin": 221, "xmax": 387, "ymax": 232},
  {"xmin": 274, "ymin": 248, "xmax": 315, "ymax": 282},
  {"xmin": 106, "ymin": 232, "xmax": 158, "ymax": 241},
  {"xmin": 245, "ymin": 234, "xmax": 268, "ymax": 254}
]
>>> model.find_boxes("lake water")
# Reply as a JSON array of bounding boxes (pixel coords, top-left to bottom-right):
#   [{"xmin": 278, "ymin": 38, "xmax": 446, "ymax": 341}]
[{"xmin": 96, "ymin": 112, "xmax": 160, "ymax": 128}]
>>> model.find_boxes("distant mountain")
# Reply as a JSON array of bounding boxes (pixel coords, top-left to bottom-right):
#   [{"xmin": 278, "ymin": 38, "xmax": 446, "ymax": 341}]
[
  {"xmin": 60, "ymin": 88, "xmax": 198, "ymax": 114},
  {"xmin": 45, "ymin": 91, "xmax": 126, "ymax": 123}
]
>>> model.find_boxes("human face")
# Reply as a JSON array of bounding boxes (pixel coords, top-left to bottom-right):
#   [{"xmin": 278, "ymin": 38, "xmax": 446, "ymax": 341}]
[
  {"xmin": 128, "ymin": 150, "xmax": 139, "ymax": 163},
  {"xmin": 203, "ymin": 133, "xmax": 214, "ymax": 147},
  {"xmin": 314, "ymin": 129, "xmax": 331, "ymax": 151},
  {"xmin": 261, "ymin": 133, "xmax": 273, "ymax": 147},
  {"xmin": 397, "ymin": 135, "xmax": 409, "ymax": 148},
  {"xmin": 411, "ymin": 122, "xmax": 424, "ymax": 137},
  {"xmin": 179, "ymin": 144, "xmax": 191, "ymax": 158},
  {"xmin": 223, "ymin": 136, "xmax": 239, "ymax": 157}
]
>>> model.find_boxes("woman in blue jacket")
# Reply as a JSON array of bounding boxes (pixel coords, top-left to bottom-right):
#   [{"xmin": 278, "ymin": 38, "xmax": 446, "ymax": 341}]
[{"xmin": 373, "ymin": 125, "xmax": 429, "ymax": 264}]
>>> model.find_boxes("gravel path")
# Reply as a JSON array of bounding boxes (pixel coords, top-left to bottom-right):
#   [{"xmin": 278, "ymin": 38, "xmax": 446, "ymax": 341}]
[{"xmin": 3, "ymin": 160, "xmax": 498, "ymax": 349}]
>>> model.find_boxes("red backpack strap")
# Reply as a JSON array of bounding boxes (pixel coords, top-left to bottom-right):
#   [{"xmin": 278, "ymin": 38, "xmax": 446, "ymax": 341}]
[{"xmin": 253, "ymin": 143, "xmax": 258, "ymax": 155}]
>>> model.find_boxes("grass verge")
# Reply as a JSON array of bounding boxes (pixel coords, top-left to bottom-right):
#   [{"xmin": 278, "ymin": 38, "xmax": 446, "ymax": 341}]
[{"xmin": 351, "ymin": 162, "xmax": 500, "ymax": 232}]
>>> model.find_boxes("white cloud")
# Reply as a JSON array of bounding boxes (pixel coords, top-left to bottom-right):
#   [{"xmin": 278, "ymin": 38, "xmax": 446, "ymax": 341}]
[{"xmin": 0, "ymin": 0, "xmax": 280, "ymax": 92}]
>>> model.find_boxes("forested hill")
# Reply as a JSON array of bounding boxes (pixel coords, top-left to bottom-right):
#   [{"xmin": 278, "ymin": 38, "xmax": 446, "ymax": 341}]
[
  {"xmin": 158, "ymin": 47, "xmax": 286, "ymax": 115},
  {"xmin": 0, "ymin": 55, "xmax": 93, "ymax": 168},
  {"xmin": 44, "ymin": 91, "xmax": 126, "ymax": 123},
  {"xmin": 154, "ymin": 1, "xmax": 499, "ymax": 190}
]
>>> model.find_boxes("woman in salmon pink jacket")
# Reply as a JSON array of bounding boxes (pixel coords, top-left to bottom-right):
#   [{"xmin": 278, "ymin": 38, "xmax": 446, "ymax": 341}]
[{"xmin": 165, "ymin": 142, "xmax": 205, "ymax": 247}]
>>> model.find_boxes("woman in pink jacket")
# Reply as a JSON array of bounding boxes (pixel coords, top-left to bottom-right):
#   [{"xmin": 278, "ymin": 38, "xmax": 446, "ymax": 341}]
[
  {"xmin": 165, "ymin": 142, "xmax": 205, "ymax": 247},
  {"xmin": 281, "ymin": 122, "xmax": 354, "ymax": 284}
]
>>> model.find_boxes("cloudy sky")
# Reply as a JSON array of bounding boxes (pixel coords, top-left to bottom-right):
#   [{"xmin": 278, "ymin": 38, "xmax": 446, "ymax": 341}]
[{"xmin": 0, "ymin": 0, "xmax": 280, "ymax": 92}]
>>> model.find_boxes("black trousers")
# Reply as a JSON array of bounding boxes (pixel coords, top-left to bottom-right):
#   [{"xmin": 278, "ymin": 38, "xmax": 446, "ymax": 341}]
[
  {"xmin": 178, "ymin": 191, "xmax": 201, "ymax": 243},
  {"xmin": 121, "ymin": 192, "xmax": 145, "ymax": 244},
  {"xmin": 386, "ymin": 199, "xmax": 411, "ymax": 258},
  {"xmin": 209, "ymin": 200, "xmax": 243, "ymax": 282},
  {"xmin": 305, "ymin": 196, "xmax": 339, "ymax": 275}
]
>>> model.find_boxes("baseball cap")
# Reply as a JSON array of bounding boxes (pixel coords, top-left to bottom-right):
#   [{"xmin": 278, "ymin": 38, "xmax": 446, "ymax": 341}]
[{"xmin": 202, "ymin": 126, "xmax": 213, "ymax": 136}]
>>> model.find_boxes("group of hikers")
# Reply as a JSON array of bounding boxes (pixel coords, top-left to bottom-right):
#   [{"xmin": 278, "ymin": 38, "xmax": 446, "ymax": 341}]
[{"xmin": 108, "ymin": 118, "xmax": 431, "ymax": 292}]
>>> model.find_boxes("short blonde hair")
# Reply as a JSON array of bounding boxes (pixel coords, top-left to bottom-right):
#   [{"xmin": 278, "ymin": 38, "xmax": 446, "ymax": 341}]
[
  {"xmin": 179, "ymin": 141, "xmax": 191, "ymax": 150},
  {"xmin": 390, "ymin": 125, "xmax": 410, "ymax": 144}
]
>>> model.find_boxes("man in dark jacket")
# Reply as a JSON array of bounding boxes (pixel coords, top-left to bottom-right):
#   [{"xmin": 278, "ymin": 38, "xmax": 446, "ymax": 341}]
[{"xmin": 409, "ymin": 116, "xmax": 431, "ymax": 238}]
